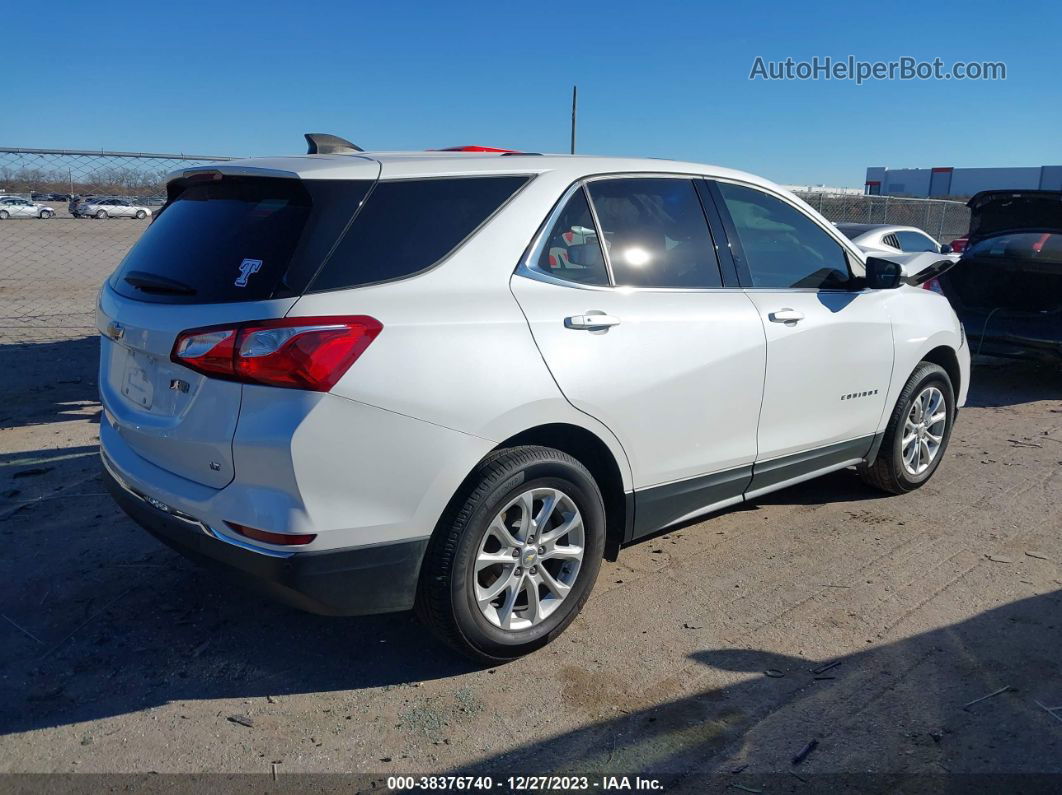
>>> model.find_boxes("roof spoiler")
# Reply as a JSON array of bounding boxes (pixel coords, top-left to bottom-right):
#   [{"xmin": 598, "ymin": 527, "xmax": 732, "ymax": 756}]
[{"xmin": 304, "ymin": 133, "xmax": 363, "ymax": 155}]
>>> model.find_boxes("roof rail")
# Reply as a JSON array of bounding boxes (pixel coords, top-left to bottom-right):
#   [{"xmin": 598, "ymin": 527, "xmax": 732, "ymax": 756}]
[{"xmin": 305, "ymin": 133, "xmax": 364, "ymax": 155}]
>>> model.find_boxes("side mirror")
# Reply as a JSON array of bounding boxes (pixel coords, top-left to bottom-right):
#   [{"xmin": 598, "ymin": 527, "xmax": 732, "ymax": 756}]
[
  {"xmin": 864, "ymin": 257, "xmax": 903, "ymax": 289},
  {"xmin": 939, "ymin": 243, "xmax": 953, "ymax": 254}
]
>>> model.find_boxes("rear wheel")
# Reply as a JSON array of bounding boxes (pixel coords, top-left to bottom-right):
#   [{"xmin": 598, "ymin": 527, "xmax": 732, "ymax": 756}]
[
  {"xmin": 416, "ymin": 446, "xmax": 605, "ymax": 663},
  {"xmin": 860, "ymin": 361, "xmax": 955, "ymax": 494}
]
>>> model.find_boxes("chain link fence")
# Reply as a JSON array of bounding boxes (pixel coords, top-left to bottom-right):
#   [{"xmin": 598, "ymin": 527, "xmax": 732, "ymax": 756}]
[
  {"xmin": 795, "ymin": 191, "xmax": 971, "ymax": 244},
  {"xmin": 1, "ymin": 148, "xmax": 974, "ymax": 345},
  {"xmin": 0, "ymin": 147, "xmax": 233, "ymax": 344}
]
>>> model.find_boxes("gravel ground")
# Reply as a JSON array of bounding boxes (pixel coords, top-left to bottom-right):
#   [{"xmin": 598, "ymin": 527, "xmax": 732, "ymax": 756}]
[{"xmin": 0, "ymin": 337, "xmax": 1059, "ymax": 786}]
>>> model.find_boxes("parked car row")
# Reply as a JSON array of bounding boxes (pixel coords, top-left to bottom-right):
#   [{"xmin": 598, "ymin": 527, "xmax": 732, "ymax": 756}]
[
  {"xmin": 70, "ymin": 196, "xmax": 153, "ymax": 219},
  {"xmin": 31, "ymin": 191, "xmax": 73, "ymax": 202},
  {"xmin": 0, "ymin": 194, "xmax": 157, "ymax": 219}
]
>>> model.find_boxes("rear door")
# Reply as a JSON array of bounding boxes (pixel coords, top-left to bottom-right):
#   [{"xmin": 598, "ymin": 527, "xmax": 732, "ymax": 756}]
[
  {"xmin": 511, "ymin": 176, "xmax": 765, "ymax": 532},
  {"xmin": 709, "ymin": 179, "xmax": 894, "ymax": 478},
  {"xmin": 98, "ymin": 167, "xmax": 378, "ymax": 487}
]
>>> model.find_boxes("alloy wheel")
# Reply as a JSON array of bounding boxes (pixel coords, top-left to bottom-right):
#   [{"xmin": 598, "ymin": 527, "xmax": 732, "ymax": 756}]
[
  {"xmin": 474, "ymin": 487, "xmax": 585, "ymax": 631},
  {"xmin": 901, "ymin": 385, "xmax": 947, "ymax": 476}
]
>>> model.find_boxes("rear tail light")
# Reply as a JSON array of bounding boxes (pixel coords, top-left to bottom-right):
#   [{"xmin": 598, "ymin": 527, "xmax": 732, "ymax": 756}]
[
  {"xmin": 922, "ymin": 277, "xmax": 944, "ymax": 294},
  {"xmin": 225, "ymin": 521, "xmax": 316, "ymax": 546},
  {"xmin": 172, "ymin": 315, "xmax": 382, "ymax": 391}
]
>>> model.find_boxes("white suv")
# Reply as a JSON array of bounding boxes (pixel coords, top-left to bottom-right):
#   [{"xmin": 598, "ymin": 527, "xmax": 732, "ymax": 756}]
[{"xmin": 98, "ymin": 141, "xmax": 969, "ymax": 661}]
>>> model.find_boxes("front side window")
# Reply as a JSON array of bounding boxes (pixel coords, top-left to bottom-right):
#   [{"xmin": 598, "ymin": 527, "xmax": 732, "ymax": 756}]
[
  {"xmin": 531, "ymin": 187, "xmax": 610, "ymax": 287},
  {"xmin": 587, "ymin": 178, "xmax": 722, "ymax": 289},
  {"xmin": 716, "ymin": 182, "xmax": 852, "ymax": 289},
  {"xmin": 896, "ymin": 230, "xmax": 939, "ymax": 253}
]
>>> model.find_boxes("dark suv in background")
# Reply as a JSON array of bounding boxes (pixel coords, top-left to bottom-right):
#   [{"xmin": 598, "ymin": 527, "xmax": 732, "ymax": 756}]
[{"xmin": 931, "ymin": 190, "xmax": 1062, "ymax": 363}]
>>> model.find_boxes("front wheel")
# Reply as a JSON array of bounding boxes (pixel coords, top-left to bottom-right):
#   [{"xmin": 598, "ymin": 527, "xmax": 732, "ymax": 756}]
[
  {"xmin": 416, "ymin": 446, "xmax": 605, "ymax": 663},
  {"xmin": 0, "ymin": 210, "xmax": 8, "ymax": 220},
  {"xmin": 135, "ymin": 210, "xmax": 146, "ymax": 219},
  {"xmin": 95, "ymin": 210, "xmax": 108, "ymax": 219},
  {"xmin": 39, "ymin": 209, "xmax": 54, "ymax": 219},
  {"xmin": 860, "ymin": 361, "xmax": 955, "ymax": 494}
]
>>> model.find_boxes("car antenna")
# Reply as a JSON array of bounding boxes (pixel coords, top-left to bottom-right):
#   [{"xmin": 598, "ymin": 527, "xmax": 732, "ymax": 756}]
[{"xmin": 304, "ymin": 133, "xmax": 364, "ymax": 155}]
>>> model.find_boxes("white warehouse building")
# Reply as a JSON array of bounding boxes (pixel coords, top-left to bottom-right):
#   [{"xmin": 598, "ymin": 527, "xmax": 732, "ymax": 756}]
[{"xmin": 865, "ymin": 165, "xmax": 1062, "ymax": 198}]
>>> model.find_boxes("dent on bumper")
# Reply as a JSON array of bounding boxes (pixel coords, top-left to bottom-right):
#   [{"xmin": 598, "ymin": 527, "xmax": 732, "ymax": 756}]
[{"xmin": 103, "ymin": 462, "xmax": 428, "ymax": 616}]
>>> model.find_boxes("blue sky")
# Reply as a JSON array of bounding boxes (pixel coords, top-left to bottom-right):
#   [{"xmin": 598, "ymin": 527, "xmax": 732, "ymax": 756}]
[{"xmin": 3, "ymin": 0, "xmax": 1059, "ymax": 186}]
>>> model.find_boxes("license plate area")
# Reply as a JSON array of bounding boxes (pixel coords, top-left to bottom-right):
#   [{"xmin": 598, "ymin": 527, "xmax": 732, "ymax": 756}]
[{"xmin": 121, "ymin": 350, "xmax": 156, "ymax": 410}]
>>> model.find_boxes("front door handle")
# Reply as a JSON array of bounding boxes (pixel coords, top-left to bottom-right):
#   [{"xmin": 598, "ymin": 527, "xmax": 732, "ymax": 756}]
[
  {"xmin": 768, "ymin": 308, "xmax": 805, "ymax": 324},
  {"xmin": 565, "ymin": 313, "xmax": 621, "ymax": 330}
]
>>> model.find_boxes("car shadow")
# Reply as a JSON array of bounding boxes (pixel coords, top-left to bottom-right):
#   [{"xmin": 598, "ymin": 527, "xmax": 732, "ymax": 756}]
[
  {"xmin": 0, "ymin": 336, "xmax": 101, "ymax": 430},
  {"xmin": 438, "ymin": 590, "xmax": 1062, "ymax": 781},
  {"xmin": 0, "ymin": 527, "xmax": 480, "ymax": 736}
]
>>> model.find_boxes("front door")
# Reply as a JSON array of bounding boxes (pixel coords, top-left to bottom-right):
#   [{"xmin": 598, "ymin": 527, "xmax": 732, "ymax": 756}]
[{"xmin": 709, "ymin": 180, "xmax": 895, "ymax": 489}]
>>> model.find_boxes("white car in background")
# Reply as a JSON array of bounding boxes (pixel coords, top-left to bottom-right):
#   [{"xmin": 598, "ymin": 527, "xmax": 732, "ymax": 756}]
[
  {"xmin": 81, "ymin": 197, "xmax": 153, "ymax": 219},
  {"xmin": 834, "ymin": 223, "xmax": 953, "ymax": 256},
  {"xmin": 835, "ymin": 223, "xmax": 961, "ymax": 284},
  {"xmin": 0, "ymin": 196, "xmax": 55, "ymax": 219},
  {"xmin": 98, "ymin": 138, "xmax": 969, "ymax": 661}
]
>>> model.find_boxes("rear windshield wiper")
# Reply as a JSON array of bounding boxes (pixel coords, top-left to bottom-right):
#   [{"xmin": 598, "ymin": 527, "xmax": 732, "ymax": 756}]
[{"xmin": 123, "ymin": 271, "xmax": 197, "ymax": 296}]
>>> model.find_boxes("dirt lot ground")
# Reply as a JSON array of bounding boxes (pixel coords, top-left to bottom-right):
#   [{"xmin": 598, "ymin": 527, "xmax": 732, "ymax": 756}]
[
  {"xmin": 0, "ymin": 336, "xmax": 1059, "ymax": 789},
  {"xmin": 0, "ymin": 215, "xmax": 146, "ymax": 342}
]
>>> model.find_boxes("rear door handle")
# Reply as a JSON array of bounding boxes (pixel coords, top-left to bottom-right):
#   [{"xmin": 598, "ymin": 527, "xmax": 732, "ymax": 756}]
[
  {"xmin": 565, "ymin": 313, "xmax": 621, "ymax": 330},
  {"xmin": 768, "ymin": 308, "xmax": 804, "ymax": 324}
]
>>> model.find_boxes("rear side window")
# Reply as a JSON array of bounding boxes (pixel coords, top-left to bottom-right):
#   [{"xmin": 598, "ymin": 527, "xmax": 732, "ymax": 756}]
[
  {"xmin": 716, "ymin": 182, "xmax": 851, "ymax": 289},
  {"xmin": 310, "ymin": 176, "xmax": 530, "ymax": 292},
  {"xmin": 111, "ymin": 177, "xmax": 370, "ymax": 304},
  {"xmin": 587, "ymin": 178, "xmax": 722, "ymax": 288}
]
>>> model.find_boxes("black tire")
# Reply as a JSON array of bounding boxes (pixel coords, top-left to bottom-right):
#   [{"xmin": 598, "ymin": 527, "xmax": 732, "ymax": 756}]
[
  {"xmin": 415, "ymin": 445, "xmax": 605, "ymax": 663},
  {"xmin": 860, "ymin": 361, "xmax": 955, "ymax": 494},
  {"xmin": 0, "ymin": 210, "xmax": 8, "ymax": 220},
  {"xmin": 135, "ymin": 210, "xmax": 146, "ymax": 219},
  {"xmin": 95, "ymin": 210, "xmax": 107, "ymax": 219}
]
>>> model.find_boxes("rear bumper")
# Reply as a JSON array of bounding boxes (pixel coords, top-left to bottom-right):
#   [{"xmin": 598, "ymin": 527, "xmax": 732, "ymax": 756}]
[{"xmin": 103, "ymin": 461, "xmax": 428, "ymax": 616}]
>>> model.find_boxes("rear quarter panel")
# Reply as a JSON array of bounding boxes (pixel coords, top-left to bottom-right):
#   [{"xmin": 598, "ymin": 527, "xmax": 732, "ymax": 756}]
[{"xmin": 288, "ymin": 170, "xmax": 634, "ymax": 491}]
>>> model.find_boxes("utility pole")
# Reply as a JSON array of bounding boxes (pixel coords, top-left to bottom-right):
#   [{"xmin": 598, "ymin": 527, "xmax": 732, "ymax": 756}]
[{"xmin": 570, "ymin": 85, "xmax": 577, "ymax": 155}]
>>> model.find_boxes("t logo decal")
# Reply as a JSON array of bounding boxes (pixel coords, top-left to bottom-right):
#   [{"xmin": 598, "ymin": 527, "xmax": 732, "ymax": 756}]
[{"xmin": 235, "ymin": 258, "xmax": 263, "ymax": 287}]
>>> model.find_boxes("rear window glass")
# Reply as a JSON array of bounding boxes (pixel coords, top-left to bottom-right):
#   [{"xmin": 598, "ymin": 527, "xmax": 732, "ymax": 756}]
[
  {"xmin": 309, "ymin": 176, "xmax": 530, "ymax": 292},
  {"xmin": 111, "ymin": 177, "xmax": 370, "ymax": 304}
]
